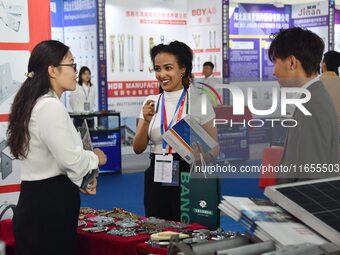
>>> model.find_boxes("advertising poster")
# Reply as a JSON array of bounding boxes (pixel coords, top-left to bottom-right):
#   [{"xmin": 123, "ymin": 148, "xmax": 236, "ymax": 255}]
[
  {"xmin": 227, "ymin": 4, "xmax": 290, "ymax": 150},
  {"xmin": 106, "ymin": 0, "xmax": 187, "ymax": 118},
  {"xmin": 187, "ymin": 0, "xmax": 222, "ymax": 78},
  {"xmin": 229, "ymin": 4, "xmax": 290, "ymax": 82},
  {"xmin": 0, "ymin": 0, "xmax": 51, "ymax": 219},
  {"xmin": 105, "ymin": 0, "xmax": 188, "ymax": 170},
  {"xmin": 229, "ymin": 38, "xmax": 260, "ymax": 81},
  {"xmin": 229, "ymin": 4, "xmax": 290, "ymax": 37},
  {"xmin": 291, "ymin": 1, "xmax": 329, "ymax": 51},
  {"xmin": 52, "ymin": 0, "xmax": 106, "ymax": 111},
  {"xmin": 261, "ymin": 38, "xmax": 275, "ymax": 81}
]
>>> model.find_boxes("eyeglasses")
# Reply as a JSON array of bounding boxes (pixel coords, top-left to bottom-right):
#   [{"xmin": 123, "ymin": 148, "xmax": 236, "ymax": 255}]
[{"xmin": 57, "ymin": 63, "xmax": 77, "ymax": 72}]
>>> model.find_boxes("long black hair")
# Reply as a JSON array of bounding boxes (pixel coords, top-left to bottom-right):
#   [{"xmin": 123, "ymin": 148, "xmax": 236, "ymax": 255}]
[
  {"xmin": 78, "ymin": 66, "xmax": 93, "ymax": 86},
  {"xmin": 323, "ymin": 51, "xmax": 340, "ymax": 76},
  {"xmin": 7, "ymin": 40, "xmax": 69, "ymax": 159},
  {"xmin": 150, "ymin": 41, "xmax": 193, "ymax": 91}
]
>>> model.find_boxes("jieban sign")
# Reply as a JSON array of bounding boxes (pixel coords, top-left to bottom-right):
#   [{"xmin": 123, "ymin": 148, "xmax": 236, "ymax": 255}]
[{"xmin": 202, "ymin": 86, "xmax": 312, "ymax": 128}]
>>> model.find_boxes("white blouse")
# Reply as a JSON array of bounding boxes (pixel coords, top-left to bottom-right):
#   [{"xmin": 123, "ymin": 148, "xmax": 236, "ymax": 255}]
[
  {"xmin": 139, "ymin": 87, "xmax": 216, "ymax": 154},
  {"xmin": 69, "ymin": 83, "xmax": 96, "ymax": 112},
  {"xmin": 20, "ymin": 92, "xmax": 99, "ymax": 186}
]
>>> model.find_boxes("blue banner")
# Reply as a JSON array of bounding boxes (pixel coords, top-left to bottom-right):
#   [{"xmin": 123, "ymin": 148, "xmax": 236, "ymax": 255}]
[
  {"xmin": 63, "ymin": 0, "xmax": 97, "ymax": 26},
  {"xmin": 229, "ymin": 4, "xmax": 290, "ymax": 36},
  {"xmin": 50, "ymin": 0, "xmax": 64, "ymax": 27},
  {"xmin": 229, "ymin": 38, "xmax": 260, "ymax": 82},
  {"xmin": 92, "ymin": 132, "xmax": 121, "ymax": 173}
]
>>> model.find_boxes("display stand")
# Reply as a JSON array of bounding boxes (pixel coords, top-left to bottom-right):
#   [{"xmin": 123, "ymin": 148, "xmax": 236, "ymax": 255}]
[{"xmin": 69, "ymin": 111, "xmax": 122, "ymax": 173}]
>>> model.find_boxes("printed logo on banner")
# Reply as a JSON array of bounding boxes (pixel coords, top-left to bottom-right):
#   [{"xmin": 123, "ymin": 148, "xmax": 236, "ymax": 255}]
[
  {"xmin": 292, "ymin": 1, "xmax": 328, "ymax": 19},
  {"xmin": 199, "ymin": 200, "xmax": 207, "ymax": 208}
]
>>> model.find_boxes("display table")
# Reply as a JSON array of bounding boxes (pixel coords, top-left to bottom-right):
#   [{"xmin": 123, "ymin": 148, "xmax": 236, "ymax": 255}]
[
  {"xmin": 136, "ymin": 242, "xmax": 167, "ymax": 255},
  {"xmin": 0, "ymin": 219, "xmax": 15, "ymax": 255},
  {"xmin": 77, "ymin": 221, "xmax": 206, "ymax": 255},
  {"xmin": 0, "ymin": 219, "xmax": 205, "ymax": 255},
  {"xmin": 77, "ymin": 229, "xmax": 150, "ymax": 255}
]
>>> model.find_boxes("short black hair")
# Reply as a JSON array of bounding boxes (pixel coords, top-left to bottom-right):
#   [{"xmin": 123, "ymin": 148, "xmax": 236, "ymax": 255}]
[
  {"xmin": 323, "ymin": 50, "xmax": 340, "ymax": 76},
  {"xmin": 268, "ymin": 27, "xmax": 324, "ymax": 77},
  {"xmin": 203, "ymin": 61, "xmax": 214, "ymax": 69},
  {"xmin": 150, "ymin": 41, "xmax": 193, "ymax": 88}
]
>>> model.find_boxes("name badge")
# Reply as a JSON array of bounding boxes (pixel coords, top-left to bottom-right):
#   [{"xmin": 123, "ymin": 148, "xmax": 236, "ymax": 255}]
[
  {"xmin": 154, "ymin": 154, "xmax": 173, "ymax": 183},
  {"xmin": 162, "ymin": 160, "xmax": 179, "ymax": 187},
  {"xmin": 84, "ymin": 102, "xmax": 90, "ymax": 111}
]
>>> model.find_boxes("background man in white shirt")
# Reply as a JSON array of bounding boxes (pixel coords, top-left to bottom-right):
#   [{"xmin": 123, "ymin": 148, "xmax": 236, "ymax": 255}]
[
  {"xmin": 198, "ymin": 61, "xmax": 222, "ymax": 86},
  {"xmin": 195, "ymin": 61, "xmax": 223, "ymax": 105}
]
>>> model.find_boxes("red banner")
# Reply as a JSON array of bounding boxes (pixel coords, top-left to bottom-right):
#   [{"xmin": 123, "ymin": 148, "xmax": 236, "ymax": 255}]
[{"xmin": 108, "ymin": 80, "xmax": 160, "ymax": 98}]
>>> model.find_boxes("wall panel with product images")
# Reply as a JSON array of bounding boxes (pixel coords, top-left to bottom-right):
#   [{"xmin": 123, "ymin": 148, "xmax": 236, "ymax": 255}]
[
  {"xmin": 51, "ymin": 0, "xmax": 107, "ymax": 111},
  {"xmin": 187, "ymin": 0, "xmax": 223, "ymax": 79},
  {"xmin": 226, "ymin": 3, "xmax": 290, "ymax": 147},
  {"xmin": 0, "ymin": 0, "xmax": 51, "ymax": 219},
  {"xmin": 105, "ymin": 0, "xmax": 188, "ymax": 117},
  {"xmin": 105, "ymin": 0, "xmax": 189, "ymax": 169},
  {"xmin": 228, "ymin": 3, "xmax": 291, "ymax": 82}
]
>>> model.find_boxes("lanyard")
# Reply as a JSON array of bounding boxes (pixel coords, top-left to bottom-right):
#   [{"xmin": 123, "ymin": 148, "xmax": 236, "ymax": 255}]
[
  {"xmin": 82, "ymin": 85, "xmax": 90, "ymax": 101},
  {"xmin": 160, "ymin": 89, "xmax": 187, "ymax": 154}
]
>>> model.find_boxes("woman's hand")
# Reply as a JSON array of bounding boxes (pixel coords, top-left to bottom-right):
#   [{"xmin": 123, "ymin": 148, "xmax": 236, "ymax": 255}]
[
  {"xmin": 142, "ymin": 100, "xmax": 155, "ymax": 123},
  {"xmin": 80, "ymin": 177, "xmax": 97, "ymax": 195},
  {"xmin": 192, "ymin": 142, "xmax": 219, "ymax": 164},
  {"xmin": 93, "ymin": 148, "xmax": 107, "ymax": 166}
]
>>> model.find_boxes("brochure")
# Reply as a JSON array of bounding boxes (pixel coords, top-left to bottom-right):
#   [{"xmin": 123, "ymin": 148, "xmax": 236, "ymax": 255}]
[
  {"xmin": 162, "ymin": 116, "xmax": 218, "ymax": 164},
  {"xmin": 78, "ymin": 120, "xmax": 98, "ymax": 190},
  {"xmin": 218, "ymin": 196, "xmax": 327, "ymax": 247}
]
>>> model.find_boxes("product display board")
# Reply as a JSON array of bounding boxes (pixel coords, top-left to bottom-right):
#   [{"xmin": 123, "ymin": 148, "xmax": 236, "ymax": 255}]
[
  {"xmin": 187, "ymin": 0, "xmax": 222, "ymax": 79},
  {"xmin": 106, "ymin": 0, "xmax": 187, "ymax": 117},
  {"xmin": 261, "ymin": 39, "xmax": 275, "ymax": 81},
  {"xmin": 229, "ymin": 38, "xmax": 260, "ymax": 81},
  {"xmin": 291, "ymin": 1, "xmax": 329, "ymax": 52},
  {"xmin": 228, "ymin": 4, "xmax": 290, "ymax": 82},
  {"xmin": 0, "ymin": 0, "xmax": 51, "ymax": 219},
  {"xmin": 265, "ymin": 177, "xmax": 340, "ymax": 247},
  {"xmin": 51, "ymin": 0, "xmax": 107, "ymax": 111},
  {"xmin": 69, "ymin": 111, "xmax": 122, "ymax": 173}
]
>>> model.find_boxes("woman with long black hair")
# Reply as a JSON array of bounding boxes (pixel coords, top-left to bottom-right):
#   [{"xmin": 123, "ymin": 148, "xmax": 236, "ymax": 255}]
[{"xmin": 7, "ymin": 40, "xmax": 107, "ymax": 255}]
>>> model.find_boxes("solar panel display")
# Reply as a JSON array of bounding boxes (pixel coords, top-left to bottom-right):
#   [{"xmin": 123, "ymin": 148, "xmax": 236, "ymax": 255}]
[{"xmin": 265, "ymin": 177, "xmax": 340, "ymax": 247}]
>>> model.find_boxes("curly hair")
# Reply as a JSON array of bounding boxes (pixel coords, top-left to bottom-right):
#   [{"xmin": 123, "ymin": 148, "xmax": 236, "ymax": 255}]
[{"xmin": 150, "ymin": 40, "xmax": 193, "ymax": 88}]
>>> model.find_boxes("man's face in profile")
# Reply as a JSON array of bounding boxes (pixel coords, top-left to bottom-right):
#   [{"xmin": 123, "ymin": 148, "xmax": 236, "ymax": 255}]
[
  {"xmin": 203, "ymin": 65, "xmax": 213, "ymax": 78},
  {"xmin": 273, "ymin": 57, "xmax": 293, "ymax": 87}
]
